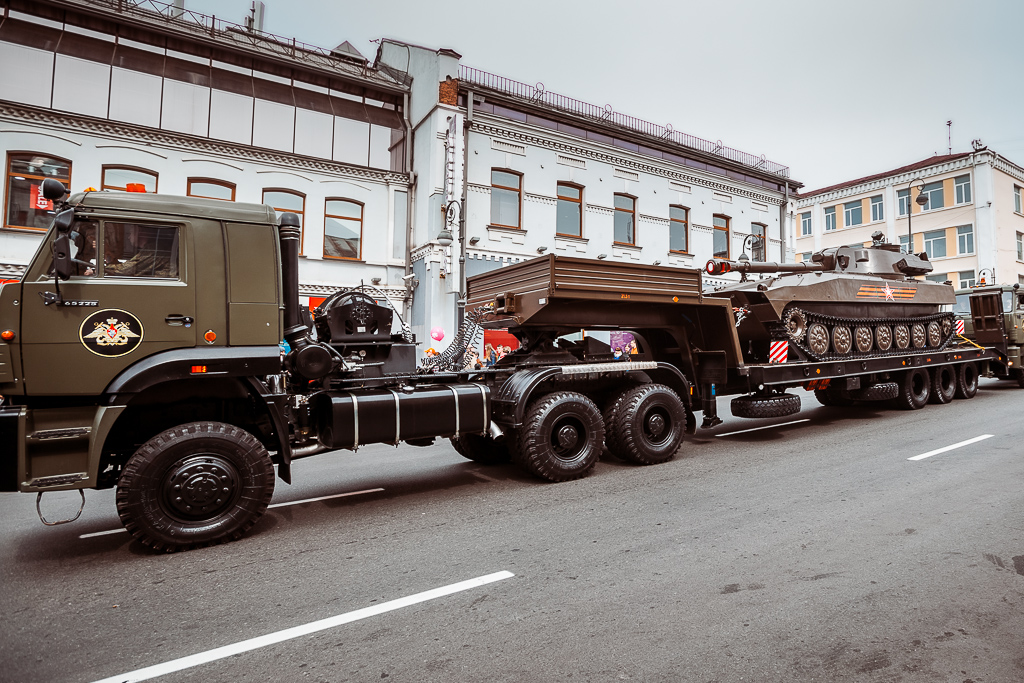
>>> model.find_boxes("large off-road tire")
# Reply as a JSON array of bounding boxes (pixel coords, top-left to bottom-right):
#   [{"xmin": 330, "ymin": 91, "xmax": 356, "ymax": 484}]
[
  {"xmin": 602, "ymin": 387, "xmax": 634, "ymax": 461},
  {"xmin": 116, "ymin": 422, "xmax": 275, "ymax": 552},
  {"xmin": 814, "ymin": 387, "xmax": 854, "ymax": 407},
  {"xmin": 608, "ymin": 384, "xmax": 686, "ymax": 465},
  {"xmin": 1016, "ymin": 369, "xmax": 1024, "ymax": 389},
  {"xmin": 890, "ymin": 368, "xmax": 930, "ymax": 410},
  {"xmin": 928, "ymin": 366, "xmax": 956, "ymax": 404},
  {"xmin": 731, "ymin": 393, "xmax": 801, "ymax": 419},
  {"xmin": 519, "ymin": 392, "xmax": 605, "ymax": 482},
  {"xmin": 451, "ymin": 432, "xmax": 512, "ymax": 465},
  {"xmin": 954, "ymin": 361, "xmax": 978, "ymax": 399},
  {"xmin": 849, "ymin": 382, "xmax": 899, "ymax": 402}
]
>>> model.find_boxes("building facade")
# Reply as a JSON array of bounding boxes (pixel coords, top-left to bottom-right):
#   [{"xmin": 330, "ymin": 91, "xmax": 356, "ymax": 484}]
[
  {"xmin": 0, "ymin": 0, "xmax": 413, "ymax": 308},
  {"xmin": 793, "ymin": 149, "xmax": 1024, "ymax": 288},
  {"xmin": 377, "ymin": 41, "xmax": 800, "ymax": 348}
]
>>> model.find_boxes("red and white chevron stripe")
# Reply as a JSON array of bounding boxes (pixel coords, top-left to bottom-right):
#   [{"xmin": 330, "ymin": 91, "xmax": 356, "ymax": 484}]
[
  {"xmin": 769, "ymin": 340, "xmax": 788, "ymax": 363},
  {"xmin": 955, "ymin": 319, "xmax": 965, "ymax": 335}
]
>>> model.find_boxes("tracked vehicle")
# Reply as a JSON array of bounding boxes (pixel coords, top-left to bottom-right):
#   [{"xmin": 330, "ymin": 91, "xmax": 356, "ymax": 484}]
[{"xmin": 706, "ymin": 231, "xmax": 957, "ymax": 364}]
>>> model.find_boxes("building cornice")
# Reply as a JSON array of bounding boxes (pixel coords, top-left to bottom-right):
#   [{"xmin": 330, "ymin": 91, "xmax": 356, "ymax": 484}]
[
  {"xmin": 473, "ymin": 119, "xmax": 785, "ymax": 206},
  {"xmin": 0, "ymin": 101, "xmax": 411, "ymax": 186},
  {"xmin": 795, "ymin": 155, "xmax": 977, "ymax": 208}
]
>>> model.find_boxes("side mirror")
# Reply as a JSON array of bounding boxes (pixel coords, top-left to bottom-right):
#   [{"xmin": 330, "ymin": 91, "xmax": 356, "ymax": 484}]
[
  {"xmin": 53, "ymin": 208, "xmax": 74, "ymax": 234},
  {"xmin": 53, "ymin": 233, "xmax": 73, "ymax": 281},
  {"xmin": 42, "ymin": 178, "xmax": 67, "ymax": 201}
]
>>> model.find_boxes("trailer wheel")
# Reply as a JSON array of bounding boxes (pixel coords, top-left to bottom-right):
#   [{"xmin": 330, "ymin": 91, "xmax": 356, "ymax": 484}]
[
  {"xmin": 928, "ymin": 366, "xmax": 956, "ymax": 404},
  {"xmin": 519, "ymin": 392, "xmax": 605, "ymax": 482},
  {"xmin": 610, "ymin": 384, "xmax": 686, "ymax": 465},
  {"xmin": 451, "ymin": 433, "xmax": 512, "ymax": 465},
  {"xmin": 954, "ymin": 361, "xmax": 978, "ymax": 399},
  {"xmin": 891, "ymin": 368, "xmax": 930, "ymax": 410},
  {"xmin": 813, "ymin": 388, "xmax": 853, "ymax": 407},
  {"xmin": 731, "ymin": 393, "xmax": 801, "ymax": 419},
  {"xmin": 115, "ymin": 422, "xmax": 275, "ymax": 552}
]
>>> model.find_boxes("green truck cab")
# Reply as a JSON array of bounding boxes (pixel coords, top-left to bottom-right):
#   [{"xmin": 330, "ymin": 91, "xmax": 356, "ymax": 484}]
[
  {"xmin": 0, "ymin": 182, "xmax": 289, "ymax": 528},
  {"xmin": 952, "ymin": 283, "xmax": 1024, "ymax": 385}
]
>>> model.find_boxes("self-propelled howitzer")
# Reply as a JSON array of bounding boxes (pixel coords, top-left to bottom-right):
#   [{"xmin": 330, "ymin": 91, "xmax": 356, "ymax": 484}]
[{"xmin": 705, "ymin": 231, "xmax": 956, "ymax": 363}]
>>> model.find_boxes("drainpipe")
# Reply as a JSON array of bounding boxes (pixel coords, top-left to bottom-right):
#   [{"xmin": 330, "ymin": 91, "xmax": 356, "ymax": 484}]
[
  {"xmin": 402, "ymin": 91, "xmax": 415, "ymax": 325},
  {"xmin": 458, "ymin": 88, "xmax": 473, "ymax": 328},
  {"xmin": 781, "ymin": 181, "xmax": 790, "ymax": 262}
]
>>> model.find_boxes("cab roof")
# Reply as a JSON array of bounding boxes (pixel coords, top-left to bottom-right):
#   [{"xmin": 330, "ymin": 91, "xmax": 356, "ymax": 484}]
[{"xmin": 68, "ymin": 191, "xmax": 278, "ymax": 225}]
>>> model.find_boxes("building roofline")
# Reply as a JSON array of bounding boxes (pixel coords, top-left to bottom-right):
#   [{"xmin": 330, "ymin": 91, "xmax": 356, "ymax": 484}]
[{"xmin": 795, "ymin": 152, "xmax": 975, "ymax": 199}]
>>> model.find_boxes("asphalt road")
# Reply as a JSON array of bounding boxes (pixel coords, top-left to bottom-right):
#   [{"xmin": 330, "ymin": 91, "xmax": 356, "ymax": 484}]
[{"xmin": 1, "ymin": 379, "xmax": 1022, "ymax": 683}]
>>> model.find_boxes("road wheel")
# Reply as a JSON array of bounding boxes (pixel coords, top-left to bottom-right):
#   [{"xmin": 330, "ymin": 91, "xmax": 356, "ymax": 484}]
[
  {"xmin": 807, "ymin": 323, "xmax": 829, "ymax": 355},
  {"xmin": 115, "ymin": 422, "xmax": 275, "ymax": 552},
  {"xmin": 894, "ymin": 325, "xmax": 910, "ymax": 350},
  {"xmin": 912, "ymin": 323, "xmax": 927, "ymax": 349},
  {"xmin": 452, "ymin": 432, "xmax": 511, "ymax": 465},
  {"xmin": 875, "ymin": 325, "xmax": 892, "ymax": 352},
  {"xmin": 731, "ymin": 393, "xmax": 801, "ymax": 418},
  {"xmin": 954, "ymin": 361, "xmax": 978, "ymax": 399},
  {"xmin": 891, "ymin": 368, "xmax": 930, "ymax": 410},
  {"xmin": 854, "ymin": 326, "xmax": 873, "ymax": 353},
  {"xmin": 832, "ymin": 326, "xmax": 852, "ymax": 354},
  {"xmin": 928, "ymin": 366, "xmax": 956, "ymax": 404},
  {"xmin": 610, "ymin": 384, "xmax": 686, "ymax": 465},
  {"xmin": 813, "ymin": 387, "xmax": 854, "ymax": 407},
  {"xmin": 519, "ymin": 392, "xmax": 605, "ymax": 482},
  {"xmin": 927, "ymin": 321, "xmax": 942, "ymax": 347}
]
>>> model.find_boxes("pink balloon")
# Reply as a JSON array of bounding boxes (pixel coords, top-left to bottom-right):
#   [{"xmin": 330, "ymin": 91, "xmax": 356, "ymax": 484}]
[{"xmin": 430, "ymin": 327, "xmax": 445, "ymax": 341}]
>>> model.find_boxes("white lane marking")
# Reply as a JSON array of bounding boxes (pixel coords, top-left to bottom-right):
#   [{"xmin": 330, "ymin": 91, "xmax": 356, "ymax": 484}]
[
  {"xmin": 77, "ymin": 488, "xmax": 384, "ymax": 539},
  {"xmin": 716, "ymin": 419, "xmax": 809, "ymax": 437},
  {"xmin": 91, "ymin": 570, "xmax": 515, "ymax": 683},
  {"xmin": 909, "ymin": 434, "xmax": 994, "ymax": 461}
]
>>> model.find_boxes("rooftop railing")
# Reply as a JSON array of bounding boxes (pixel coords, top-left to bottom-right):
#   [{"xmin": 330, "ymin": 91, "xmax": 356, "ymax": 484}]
[{"xmin": 460, "ymin": 65, "xmax": 789, "ymax": 179}]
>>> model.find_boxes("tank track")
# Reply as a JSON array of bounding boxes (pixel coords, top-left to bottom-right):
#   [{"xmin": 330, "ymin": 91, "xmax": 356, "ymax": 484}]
[{"xmin": 778, "ymin": 305, "xmax": 955, "ymax": 363}]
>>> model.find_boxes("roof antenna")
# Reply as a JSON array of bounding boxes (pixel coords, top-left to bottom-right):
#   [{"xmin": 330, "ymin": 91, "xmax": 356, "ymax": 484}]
[{"xmin": 946, "ymin": 120, "xmax": 952, "ymax": 155}]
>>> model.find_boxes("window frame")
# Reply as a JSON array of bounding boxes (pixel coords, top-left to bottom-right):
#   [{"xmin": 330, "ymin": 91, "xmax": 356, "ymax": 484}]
[
  {"xmin": 870, "ymin": 195, "xmax": 883, "ymax": 222},
  {"xmin": 1017, "ymin": 231, "xmax": 1023, "ymax": 261},
  {"xmin": 712, "ymin": 214, "xmax": 730, "ymax": 259},
  {"xmin": 956, "ymin": 225, "xmax": 974, "ymax": 255},
  {"xmin": 489, "ymin": 168, "xmax": 522, "ymax": 229},
  {"xmin": 843, "ymin": 200, "xmax": 862, "ymax": 227},
  {"xmin": 555, "ymin": 182, "xmax": 583, "ymax": 238},
  {"xmin": 800, "ymin": 211, "xmax": 811, "ymax": 236},
  {"xmin": 824, "ymin": 206, "xmax": 836, "ymax": 232},
  {"xmin": 323, "ymin": 197, "xmax": 363, "ymax": 261},
  {"xmin": 897, "ymin": 189, "xmax": 910, "ymax": 217},
  {"xmin": 750, "ymin": 223, "xmax": 766, "ymax": 262},
  {"xmin": 4, "ymin": 151, "xmax": 73, "ymax": 232},
  {"xmin": 1015, "ymin": 186, "xmax": 1022, "ymax": 214},
  {"xmin": 613, "ymin": 193, "xmax": 637, "ymax": 246},
  {"xmin": 669, "ymin": 205, "xmax": 690, "ymax": 254},
  {"xmin": 921, "ymin": 181, "xmax": 944, "ymax": 210},
  {"xmin": 101, "ymin": 165, "xmax": 159, "ymax": 193},
  {"xmin": 263, "ymin": 188, "xmax": 306, "ymax": 254},
  {"xmin": 187, "ymin": 177, "xmax": 236, "ymax": 201},
  {"xmin": 923, "ymin": 229, "xmax": 946, "ymax": 258},
  {"xmin": 954, "ymin": 174, "xmax": 971, "ymax": 204},
  {"xmin": 958, "ymin": 270, "xmax": 976, "ymax": 289}
]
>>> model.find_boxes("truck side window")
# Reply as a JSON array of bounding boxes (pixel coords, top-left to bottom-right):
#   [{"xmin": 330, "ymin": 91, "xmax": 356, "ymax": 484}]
[{"xmin": 103, "ymin": 223, "xmax": 179, "ymax": 279}]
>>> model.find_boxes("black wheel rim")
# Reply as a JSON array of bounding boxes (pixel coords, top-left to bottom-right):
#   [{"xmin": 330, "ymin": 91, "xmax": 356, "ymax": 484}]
[
  {"xmin": 550, "ymin": 416, "xmax": 587, "ymax": 462},
  {"xmin": 642, "ymin": 406, "xmax": 671, "ymax": 445},
  {"xmin": 161, "ymin": 454, "xmax": 242, "ymax": 522}
]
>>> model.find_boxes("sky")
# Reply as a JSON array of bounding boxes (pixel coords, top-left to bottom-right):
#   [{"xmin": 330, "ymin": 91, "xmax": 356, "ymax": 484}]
[{"xmin": 189, "ymin": 0, "xmax": 1024, "ymax": 193}]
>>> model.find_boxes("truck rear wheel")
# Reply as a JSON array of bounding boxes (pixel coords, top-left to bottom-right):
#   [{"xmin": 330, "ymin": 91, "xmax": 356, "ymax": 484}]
[
  {"xmin": 954, "ymin": 361, "xmax": 978, "ymax": 399},
  {"xmin": 115, "ymin": 421, "xmax": 275, "ymax": 552},
  {"xmin": 609, "ymin": 384, "xmax": 686, "ymax": 465},
  {"xmin": 928, "ymin": 366, "xmax": 955, "ymax": 404},
  {"xmin": 451, "ymin": 432, "xmax": 511, "ymax": 465},
  {"xmin": 891, "ymin": 368, "xmax": 930, "ymax": 410},
  {"xmin": 519, "ymin": 392, "xmax": 605, "ymax": 482}
]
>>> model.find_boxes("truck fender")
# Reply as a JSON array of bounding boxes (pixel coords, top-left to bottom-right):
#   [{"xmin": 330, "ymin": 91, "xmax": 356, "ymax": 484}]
[
  {"xmin": 492, "ymin": 366, "xmax": 562, "ymax": 429},
  {"xmin": 104, "ymin": 347, "xmax": 281, "ymax": 398}
]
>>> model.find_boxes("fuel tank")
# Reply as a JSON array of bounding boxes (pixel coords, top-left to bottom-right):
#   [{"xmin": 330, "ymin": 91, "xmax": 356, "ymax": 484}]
[{"xmin": 705, "ymin": 231, "xmax": 956, "ymax": 362}]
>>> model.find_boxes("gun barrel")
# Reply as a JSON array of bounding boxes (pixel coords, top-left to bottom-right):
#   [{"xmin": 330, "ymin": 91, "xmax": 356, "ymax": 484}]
[{"xmin": 705, "ymin": 259, "xmax": 825, "ymax": 276}]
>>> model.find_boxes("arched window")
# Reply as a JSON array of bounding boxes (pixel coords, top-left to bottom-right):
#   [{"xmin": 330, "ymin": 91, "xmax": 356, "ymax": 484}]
[
  {"xmin": 187, "ymin": 178, "xmax": 235, "ymax": 201},
  {"xmin": 4, "ymin": 152, "xmax": 72, "ymax": 231},
  {"xmin": 490, "ymin": 169, "xmax": 522, "ymax": 229},
  {"xmin": 102, "ymin": 166, "xmax": 158, "ymax": 193},
  {"xmin": 324, "ymin": 199, "xmax": 363, "ymax": 260},
  {"xmin": 613, "ymin": 194, "xmax": 636, "ymax": 245},
  {"xmin": 263, "ymin": 189, "xmax": 306, "ymax": 252}
]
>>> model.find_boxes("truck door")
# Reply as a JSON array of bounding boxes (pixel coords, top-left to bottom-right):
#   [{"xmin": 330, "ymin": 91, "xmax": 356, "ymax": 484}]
[
  {"xmin": 20, "ymin": 219, "xmax": 195, "ymax": 396},
  {"xmin": 968, "ymin": 291, "xmax": 1007, "ymax": 349}
]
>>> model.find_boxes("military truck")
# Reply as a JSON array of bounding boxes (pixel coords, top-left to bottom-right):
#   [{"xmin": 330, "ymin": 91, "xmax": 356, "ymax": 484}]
[
  {"xmin": 951, "ymin": 283, "xmax": 1024, "ymax": 387},
  {"xmin": 0, "ymin": 180, "xmax": 1011, "ymax": 552}
]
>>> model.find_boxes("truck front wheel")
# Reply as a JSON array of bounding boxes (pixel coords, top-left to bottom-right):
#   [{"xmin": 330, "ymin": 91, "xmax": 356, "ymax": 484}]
[
  {"xmin": 520, "ymin": 392, "xmax": 605, "ymax": 482},
  {"xmin": 115, "ymin": 422, "xmax": 275, "ymax": 552}
]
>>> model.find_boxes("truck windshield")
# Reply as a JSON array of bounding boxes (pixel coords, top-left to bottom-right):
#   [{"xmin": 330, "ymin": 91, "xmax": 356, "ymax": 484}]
[{"xmin": 952, "ymin": 294, "xmax": 971, "ymax": 315}]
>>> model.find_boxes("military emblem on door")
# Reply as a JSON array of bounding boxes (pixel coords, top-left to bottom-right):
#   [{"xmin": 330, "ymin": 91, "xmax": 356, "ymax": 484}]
[{"xmin": 79, "ymin": 309, "xmax": 145, "ymax": 357}]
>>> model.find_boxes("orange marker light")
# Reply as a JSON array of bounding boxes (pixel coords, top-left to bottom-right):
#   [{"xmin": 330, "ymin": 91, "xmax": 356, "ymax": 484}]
[
  {"xmin": 191, "ymin": 365, "xmax": 207, "ymax": 374},
  {"xmin": 0, "ymin": 329, "xmax": 14, "ymax": 341},
  {"xmin": 204, "ymin": 330, "xmax": 217, "ymax": 343},
  {"xmin": 126, "ymin": 183, "xmax": 146, "ymax": 192}
]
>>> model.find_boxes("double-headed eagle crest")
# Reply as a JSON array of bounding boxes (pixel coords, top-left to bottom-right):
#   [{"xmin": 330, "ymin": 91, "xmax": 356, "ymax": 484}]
[{"xmin": 83, "ymin": 317, "xmax": 141, "ymax": 347}]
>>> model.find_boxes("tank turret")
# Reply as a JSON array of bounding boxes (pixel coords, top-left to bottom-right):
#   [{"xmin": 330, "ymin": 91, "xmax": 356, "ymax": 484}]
[{"xmin": 706, "ymin": 231, "xmax": 956, "ymax": 363}]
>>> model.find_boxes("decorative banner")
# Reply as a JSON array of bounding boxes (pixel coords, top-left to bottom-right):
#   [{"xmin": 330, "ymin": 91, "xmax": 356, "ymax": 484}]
[
  {"xmin": 769, "ymin": 340, "xmax": 789, "ymax": 363},
  {"xmin": 79, "ymin": 309, "xmax": 144, "ymax": 358},
  {"xmin": 29, "ymin": 184, "xmax": 53, "ymax": 211},
  {"xmin": 955, "ymin": 319, "xmax": 965, "ymax": 335}
]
